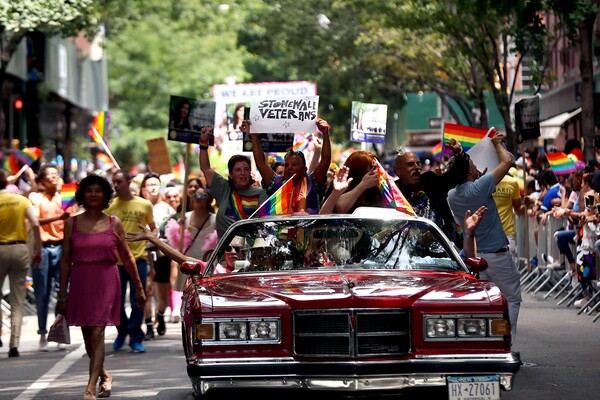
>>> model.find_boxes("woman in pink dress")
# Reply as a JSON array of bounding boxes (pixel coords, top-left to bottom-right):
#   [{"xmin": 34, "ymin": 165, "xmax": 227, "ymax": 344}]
[{"xmin": 57, "ymin": 174, "xmax": 146, "ymax": 400}]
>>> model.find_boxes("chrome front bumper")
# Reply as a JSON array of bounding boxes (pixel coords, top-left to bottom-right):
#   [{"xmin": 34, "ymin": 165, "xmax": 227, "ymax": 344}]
[{"xmin": 188, "ymin": 353, "xmax": 520, "ymax": 396}]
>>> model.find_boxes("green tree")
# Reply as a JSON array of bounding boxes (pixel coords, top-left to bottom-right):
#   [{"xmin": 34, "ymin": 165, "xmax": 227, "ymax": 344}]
[
  {"xmin": 550, "ymin": 0, "xmax": 600, "ymax": 161},
  {"xmin": 106, "ymin": 0, "xmax": 250, "ymax": 168}
]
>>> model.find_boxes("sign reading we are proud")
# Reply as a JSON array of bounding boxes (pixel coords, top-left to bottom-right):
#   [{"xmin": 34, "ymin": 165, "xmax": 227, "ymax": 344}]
[{"xmin": 248, "ymin": 96, "xmax": 319, "ymax": 133}]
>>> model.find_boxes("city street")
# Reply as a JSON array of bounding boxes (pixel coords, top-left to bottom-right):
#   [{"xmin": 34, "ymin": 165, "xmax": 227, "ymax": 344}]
[{"xmin": 1, "ymin": 289, "xmax": 599, "ymax": 400}]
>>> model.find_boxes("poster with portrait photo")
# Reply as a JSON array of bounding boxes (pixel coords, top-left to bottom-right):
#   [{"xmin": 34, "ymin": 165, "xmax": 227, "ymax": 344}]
[
  {"xmin": 225, "ymin": 102, "xmax": 250, "ymax": 141},
  {"xmin": 167, "ymin": 95, "xmax": 216, "ymax": 144},
  {"xmin": 350, "ymin": 101, "xmax": 388, "ymax": 144}
]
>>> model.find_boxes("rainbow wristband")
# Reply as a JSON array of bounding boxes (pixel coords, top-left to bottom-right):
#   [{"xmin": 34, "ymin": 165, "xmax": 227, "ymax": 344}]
[{"xmin": 199, "ymin": 138, "xmax": 209, "ymax": 150}]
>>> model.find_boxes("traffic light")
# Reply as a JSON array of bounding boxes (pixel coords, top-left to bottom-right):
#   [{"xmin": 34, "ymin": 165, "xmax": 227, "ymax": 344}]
[{"xmin": 8, "ymin": 95, "xmax": 24, "ymax": 142}]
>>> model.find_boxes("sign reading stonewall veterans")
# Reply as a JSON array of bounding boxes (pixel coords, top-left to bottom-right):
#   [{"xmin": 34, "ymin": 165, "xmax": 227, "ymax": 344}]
[
  {"xmin": 350, "ymin": 101, "xmax": 388, "ymax": 144},
  {"xmin": 168, "ymin": 95, "xmax": 216, "ymax": 144},
  {"xmin": 243, "ymin": 95, "xmax": 319, "ymax": 152}
]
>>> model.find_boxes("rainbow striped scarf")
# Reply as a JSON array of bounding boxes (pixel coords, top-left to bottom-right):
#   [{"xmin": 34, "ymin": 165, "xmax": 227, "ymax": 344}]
[{"xmin": 230, "ymin": 191, "xmax": 260, "ymax": 221}]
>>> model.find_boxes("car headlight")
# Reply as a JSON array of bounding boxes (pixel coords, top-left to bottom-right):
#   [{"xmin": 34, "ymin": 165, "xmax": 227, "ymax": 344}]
[
  {"xmin": 426, "ymin": 318, "xmax": 455, "ymax": 338},
  {"xmin": 249, "ymin": 320, "xmax": 279, "ymax": 340},
  {"xmin": 424, "ymin": 315, "xmax": 508, "ymax": 341},
  {"xmin": 195, "ymin": 318, "xmax": 281, "ymax": 344}
]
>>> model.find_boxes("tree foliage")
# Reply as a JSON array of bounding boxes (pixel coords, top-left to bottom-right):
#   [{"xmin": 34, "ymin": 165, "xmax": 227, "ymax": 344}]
[{"xmin": 105, "ymin": 0, "xmax": 250, "ymax": 166}]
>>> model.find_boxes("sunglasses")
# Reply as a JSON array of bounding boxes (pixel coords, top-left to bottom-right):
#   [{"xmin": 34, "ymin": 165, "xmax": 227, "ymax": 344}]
[
  {"xmin": 193, "ymin": 192, "xmax": 208, "ymax": 199},
  {"xmin": 225, "ymin": 245, "xmax": 242, "ymax": 253},
  {"xmin": 396, "ymin": 146, "xmax": 406, "ymax": 157}
]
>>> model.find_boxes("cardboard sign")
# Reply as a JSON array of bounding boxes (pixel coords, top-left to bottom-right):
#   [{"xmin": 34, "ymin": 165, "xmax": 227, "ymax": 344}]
[
  {"xmin": 248, "ymin": 96, "xmax": 319, "ymax": 134},
  {"xmin": 146, "ymin": 137, "xmax": 172, "ymax": 175},
  {"xmin": 167, "ymin": 95, "xmax": 216, "ymax": 144},
  {"xmin": 350, "ymin": 101, "xmax": 388, "ymax": 144}
]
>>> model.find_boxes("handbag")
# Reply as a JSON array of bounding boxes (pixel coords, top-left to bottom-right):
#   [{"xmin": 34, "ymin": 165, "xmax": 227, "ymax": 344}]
[{"xmin": 48, "ymin": 314, "xmax": 71, "ymax": 344}]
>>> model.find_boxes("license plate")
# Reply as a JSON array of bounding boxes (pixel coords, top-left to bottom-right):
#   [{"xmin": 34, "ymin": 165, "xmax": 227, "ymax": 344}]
[{"xmin": 447, "ymin": 375, "xmax": 500, "ymax": 400}]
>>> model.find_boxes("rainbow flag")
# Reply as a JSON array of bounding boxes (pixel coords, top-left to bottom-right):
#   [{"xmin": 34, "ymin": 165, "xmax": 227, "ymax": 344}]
[
  {"xmin": 172, "ymin": 159, "xmax": 185, "ymax": 182},
  {"xmin": 61, "ymin": 182, "xmax": 77, "ymax": 210},
  {"xmin": 431, "ymin": 142, "xmax": 442, "ymax": 159},
  {"xmin": 4, "ymin": 147, "xmax": 42, "ymax": 174},
  {"xmin": 88, "ymin": 112, "xmax": 111, "ymax": 144},
  {"xmin": 293, "ymin": 133, "xmax": 312, "ymax": 152},
  {"xmin": 442, "ymin": 123, "xmax": 489, "ymax": 154},
  {"xmin": 96, "ymin": 152, "xmax": 114, "ymax": 170},
  {"xmin": 376, "ymin": 161, "xmax": 415, "ymax": 216},
  {"xmin": 546, "ymin": 151, "xmax": 577, "ymax": 175},
  {"xmin": 252, "ymin": 174, "xmax": 296, "ymax": 218}
]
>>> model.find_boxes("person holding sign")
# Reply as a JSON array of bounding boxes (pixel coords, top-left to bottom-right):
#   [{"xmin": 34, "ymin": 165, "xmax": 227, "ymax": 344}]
[
  {"xmin": 243, "ymin": 117, "xmax": 331, "ymax": 214},
  {"xmin": 199, "ymin": 127, "xmax": 268, "ymax": 237},
  {"xmin": 446, "ymin": 132, "xmax": 520, "ymax": 341}
]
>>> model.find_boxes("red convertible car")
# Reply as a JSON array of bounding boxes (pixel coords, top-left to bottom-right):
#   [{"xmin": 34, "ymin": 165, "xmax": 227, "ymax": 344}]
[{"xmin": 179, "ymin": 208, "xmax": 520, "ymax": 399}]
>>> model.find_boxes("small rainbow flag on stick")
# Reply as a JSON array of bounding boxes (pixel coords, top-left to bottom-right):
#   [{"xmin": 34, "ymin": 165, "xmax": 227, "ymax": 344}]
[
  {"xmin": 442, "ymin": 123, "xmax": 489, "ymax": 154},
  {"xmin": 376, "ymin": 161, "xmax": 415, "ymax": 216},
  {"xmin": 88, "ymin": 112, "xmax": 111, "ymax": 144},
  {"xmin": 292, "ymin": 133, "xmax": 312, "ymax": 152},
  {"xmin": 61, "ymin": 182, "xmax": 77, "ymax": 210},
  {"xmin": 96, "ymin": 152, "xmax": 114, "ymax": 171},
  {"xmin": 546, "ymin": 151, "xmax": 577, "ymax": 176},
  {"xmin": 431, "ymin": 142, "xmax": 442, "ymax": 159},
  {"xmin": 251, "ymin": 174, "xmax": 296, "ymax": 218}
]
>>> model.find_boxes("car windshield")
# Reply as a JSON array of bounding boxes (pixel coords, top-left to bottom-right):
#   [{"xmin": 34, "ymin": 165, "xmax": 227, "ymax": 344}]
[{"xmin": 204, "ymin": 216, "xmax": 465, "ymax": 275}]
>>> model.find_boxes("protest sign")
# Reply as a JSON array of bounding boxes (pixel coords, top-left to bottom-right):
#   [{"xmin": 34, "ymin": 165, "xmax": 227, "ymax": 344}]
[
  {"xmin": 168, "ymin": 95, "xmax": 216, "ymax": 144},
  {"xmin": 225, "ymin": 102, "xmax": 250, "ymax": 141},
  {"xmin": 248, "ymin": 96, "xmax": 319, "ymax": 134},
  {"xmin": 146, "ymin": 137, "xmax": 172, "ymax": 175},
  {"xmin": 350, "ymin": 101, "xmax": 388, "ymax": 144}
]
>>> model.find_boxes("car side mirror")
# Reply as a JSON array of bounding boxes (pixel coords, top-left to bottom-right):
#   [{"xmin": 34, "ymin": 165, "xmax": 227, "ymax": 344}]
[
  {"xmin": 465, "ymin": 257, "xmax": 488, "ymax": 273},
  {"xmin": 180, "ymin": 261, "xmax": 202, "ymax": 276}
]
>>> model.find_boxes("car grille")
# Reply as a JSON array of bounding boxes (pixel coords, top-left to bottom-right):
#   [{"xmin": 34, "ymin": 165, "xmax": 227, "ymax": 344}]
[{"xmin": 293, "ymin": 309, "xmax": 411, "ymax": 357}]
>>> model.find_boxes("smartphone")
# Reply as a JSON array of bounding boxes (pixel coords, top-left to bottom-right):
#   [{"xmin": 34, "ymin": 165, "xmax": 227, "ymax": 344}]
[
  {"xmin": 585, "ymin": 195, "xmax": 595, "ymax": 208},
  {"xmin": 243, "ymin": 106, "xmax": 250, "ymax": 120}
]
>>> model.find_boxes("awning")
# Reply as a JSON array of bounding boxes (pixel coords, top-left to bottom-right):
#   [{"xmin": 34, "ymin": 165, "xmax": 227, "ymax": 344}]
[{"xmin": 540, "ymin": 107, "xmax": 581, "ymax": 139}]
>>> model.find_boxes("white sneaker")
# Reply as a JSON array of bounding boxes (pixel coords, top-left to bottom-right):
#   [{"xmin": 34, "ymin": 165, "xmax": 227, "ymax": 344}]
[
  {"xmin": 39, "ymin": 334, "xmax": 48, "ymax": 352},
  {"xmin": 56, "ymin": 343, "xmax": 67, "ymax": 351},
  {"xmin": 574, "ymin": 299, "xmax": 586, "ymax": 308}
]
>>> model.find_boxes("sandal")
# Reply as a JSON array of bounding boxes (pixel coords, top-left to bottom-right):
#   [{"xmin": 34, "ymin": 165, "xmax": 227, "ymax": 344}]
[
  {"xmin": 98, "ymin": 374, "xmax": 112, "ymax": 398},
  {"xmin": 83, "ymin": 390, "xmax": 96, "ymax": 400}
]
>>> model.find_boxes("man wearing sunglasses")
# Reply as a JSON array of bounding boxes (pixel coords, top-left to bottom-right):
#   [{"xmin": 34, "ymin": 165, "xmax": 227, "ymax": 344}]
[{"xmin": 393, "ymin": 140, "xmax": 467, "ymax": 248}]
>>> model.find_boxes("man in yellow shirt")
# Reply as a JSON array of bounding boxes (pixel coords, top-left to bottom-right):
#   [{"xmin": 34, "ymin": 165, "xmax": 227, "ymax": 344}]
[
  {"xmin": 105, "ymin": 170, "xmax": 156, "ymax": 353},
  {"xmin": 492, "ymin": 172, "xmax": 523, "ymax": 261},
  {"xmin": 0, "ymin": 170, "xmax": 42, "ymax": 357}
]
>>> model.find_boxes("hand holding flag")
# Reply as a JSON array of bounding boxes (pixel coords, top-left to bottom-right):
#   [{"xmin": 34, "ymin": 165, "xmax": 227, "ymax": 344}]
[{"xmin": 61, "ymin": 182, "xmax": 77, "ymax": 210}]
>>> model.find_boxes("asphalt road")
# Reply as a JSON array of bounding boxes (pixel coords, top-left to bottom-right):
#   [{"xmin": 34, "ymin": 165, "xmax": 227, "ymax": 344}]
[{"xmin": 1, "ymin": 289, "xmax": 599, "ymax": 399}]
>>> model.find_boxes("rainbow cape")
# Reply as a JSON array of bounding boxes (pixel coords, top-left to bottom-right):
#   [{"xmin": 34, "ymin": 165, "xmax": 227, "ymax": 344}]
[
  {"xmin": 88, "ymin": 112, "xmax": 111, "ymax": 144},
  {"xmin": 96, "ymin": 152, "xmax": 114, "ymax": 171},
  {"xmin": 431, "ymin": 142, "xmax": 442, "ymax": 159},
  {"xmin": 442, "ymin": 123, "xmax": 489, "ymax": 154},
  {"xmin": 61, "ymin": 182, "xmax": 77, "ymax": 210},
  {"xmin": 376, "ymin": 161, "xmax": 415, "ymax": 216},
  {"xmin": 252, "ymin": 174, "xmax": 296, "ymax": 218},
  {"xmin": 546, "ymin": 151, "xmax": 577, "ymax": 175}
]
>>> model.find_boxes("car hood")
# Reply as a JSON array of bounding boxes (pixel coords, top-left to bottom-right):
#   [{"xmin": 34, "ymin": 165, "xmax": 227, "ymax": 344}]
[{"xmin": 199, "ymin": 270, "xmax": 501, "ymax": 310}]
